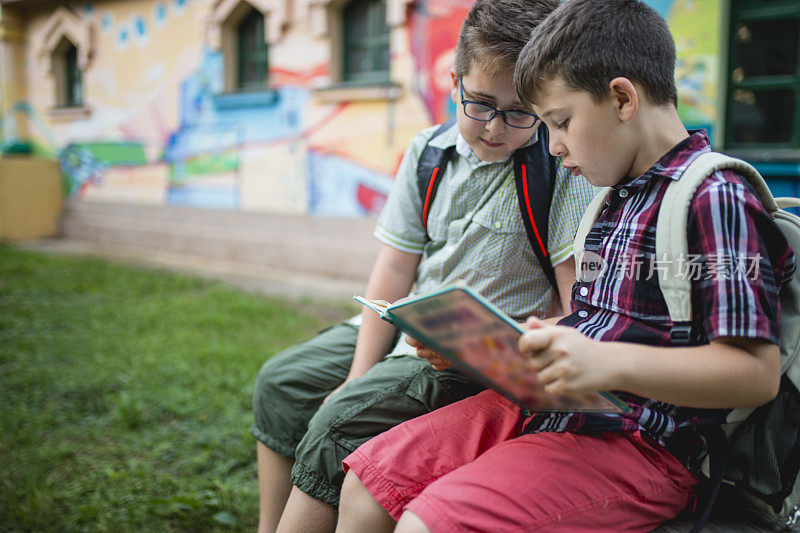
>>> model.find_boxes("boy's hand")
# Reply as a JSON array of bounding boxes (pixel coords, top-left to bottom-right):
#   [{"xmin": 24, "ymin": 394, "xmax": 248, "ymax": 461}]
[
  {"xmin": 519, "ymin": 317, "xmax": 611, "ymax": 395},
  {"xmin": 406, "ymin": 335, "xmax": 452, "ymax": 371}
]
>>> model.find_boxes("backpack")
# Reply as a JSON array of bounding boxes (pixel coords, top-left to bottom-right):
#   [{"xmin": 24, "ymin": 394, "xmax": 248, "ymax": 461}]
[
  {"xmin": 416, "ymin": 117, "xmax": 559, "ymax": 292},
  {"xmin": 574, "ymin": 151, "xmax": 800, "ymax": 530}
]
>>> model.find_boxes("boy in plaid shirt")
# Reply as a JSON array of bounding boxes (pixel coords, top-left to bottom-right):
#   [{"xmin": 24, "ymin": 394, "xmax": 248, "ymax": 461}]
[{"xmin": 336, "ymin": 1, "xmax": 796, "ymax": 531}]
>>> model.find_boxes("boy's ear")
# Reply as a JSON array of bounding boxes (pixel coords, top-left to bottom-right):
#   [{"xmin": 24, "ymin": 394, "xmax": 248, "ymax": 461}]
[
  {"xmin": 608, "ymin": 77, "xmax": 638, "ymax": 122},
  {"xmin": 450, "ymin": 69, "xmax": 459, "ymax": 105}
]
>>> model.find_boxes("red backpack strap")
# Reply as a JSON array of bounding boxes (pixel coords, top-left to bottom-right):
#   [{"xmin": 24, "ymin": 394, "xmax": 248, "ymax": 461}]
[
  {"xmin": 417, "ymin": 117, "xmax": 457, "ymax": 232},
  {"xmin": 514, "ymin": 122, "xmax": 558, "ymax": 293},
  {"xmin": 416, "ymin": 119, "xmax": 558, "ymax": 295}
]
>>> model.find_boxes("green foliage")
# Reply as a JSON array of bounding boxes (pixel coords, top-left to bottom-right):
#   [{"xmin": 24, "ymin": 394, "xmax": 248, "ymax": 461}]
[{"xmin": 0, "ymin": 246, "xmax": 353, "ymax": 531}]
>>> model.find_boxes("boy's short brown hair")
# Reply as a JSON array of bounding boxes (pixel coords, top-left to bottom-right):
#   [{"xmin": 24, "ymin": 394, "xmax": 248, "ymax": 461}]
[
  {"xmin": 454, "ymin": 0, "xmax": 559, "ymax": 79},
  {"xmin": 514, "ymin": 0, "xmax": 678, "ymax": 107}
]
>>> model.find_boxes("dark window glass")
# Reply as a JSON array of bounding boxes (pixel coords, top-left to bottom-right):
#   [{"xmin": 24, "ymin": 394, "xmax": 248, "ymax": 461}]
[
  {"xmin": 237, "ymin": 9, "xmax": 268, "ymax": 90},
  {"xmin": 729, "ymin": 89, "xmax": 794, "ymax": 145},
  {"xmin": 343, "ymin": 0, "xmax": 390, "ymax": 83},
  {"xmin": 726, "ymin": 1, "xmax": 800, "ymax": 148},
  {"xmin": 733, "ymin": 20, "xmax": 798, "ymax": 78},
  {"xmin": 64, "ymin": 43, "xmax": 82, "ymax": 107}
]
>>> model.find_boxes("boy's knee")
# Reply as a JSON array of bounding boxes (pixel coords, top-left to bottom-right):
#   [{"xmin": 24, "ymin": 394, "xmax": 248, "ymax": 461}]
[
  {"xmin": 338, "ymin": 470, "xmax": 396, "ymax": 531},
  {"xmin": 395, "ymin": 511, "xmax": 432, "ymax": 533},
  {"xmin": 252, "ymin": 353, "xmax": 294, "ymax": 412},
  {"xmin": 339, "ymin": 470, "xmax": 367, "ymax": 508}
]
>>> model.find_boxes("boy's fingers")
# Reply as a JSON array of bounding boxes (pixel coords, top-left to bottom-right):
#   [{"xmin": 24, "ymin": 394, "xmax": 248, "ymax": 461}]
[
  {"xmin": 416, "ymin": 348, "xmax": 437, "ymax": 359},
  {"xmin": 527, "ymin": 352, "xmax": 555, "ymax": 372},
  {"xmin": 405, "ymin": 335, "xmax": 423, "ymax": 348},
  {"xmin": 537, "ymin": 362, "xmax": 566, "ymax": 385},
  {"xmin": 525, "ymin": 316, "xmax": 546, "ymax": 329},
  {"xmin": 422, "ymin": 355, "xmax": 450, "ymax": 371},
  {"xmin": 519, "ymin": 327, "xmax": 554, "ymax": 354}
]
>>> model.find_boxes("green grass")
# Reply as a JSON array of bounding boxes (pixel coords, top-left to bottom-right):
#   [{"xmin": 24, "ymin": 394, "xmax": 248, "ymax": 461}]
[{"xmin": 0, "ymin": 246, "xmax": 354, "ymax": 532}]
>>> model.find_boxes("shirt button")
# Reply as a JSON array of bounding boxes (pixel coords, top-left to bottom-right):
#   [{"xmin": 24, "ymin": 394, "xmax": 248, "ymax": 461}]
[
  {"xmin": 494, "ymin": 221, "xmax": 502, "ymax": 229},
  {"xmin": 579, "ymin": 286, "xmax": 589, "ymax": 297},
  {"xmin": 618, "ymin": 188, "xmax": 629, "ymax": 198},
  {"xmin": 578, "ymin": 310, "xmax": 589, "ymax": 318}
]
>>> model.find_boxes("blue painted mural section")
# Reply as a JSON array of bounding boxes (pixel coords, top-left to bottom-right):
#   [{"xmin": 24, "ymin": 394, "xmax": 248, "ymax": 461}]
[
  {"xmin": 643, "ymin": 0, "xmax": 673, "ymax": 18},
  {"xmin": 169, "ymin": 49, "xmax": 307, "ymax": 141},
  {"xmin": 163, "ymin": 48, "xmax": 308, "ymax": 210},
  {"xmin": 308, "ymin": 151, "xmax": 393, "ymax": 217},
  {"xmin": 160, "ymin": 46, "xmax": 396, "ymax": 216}
]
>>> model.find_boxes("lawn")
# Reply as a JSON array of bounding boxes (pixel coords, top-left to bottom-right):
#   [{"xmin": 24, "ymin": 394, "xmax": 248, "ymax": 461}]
[{"xmin": 0, "ymin": 245, "xmax": 355, "ymax": 531}]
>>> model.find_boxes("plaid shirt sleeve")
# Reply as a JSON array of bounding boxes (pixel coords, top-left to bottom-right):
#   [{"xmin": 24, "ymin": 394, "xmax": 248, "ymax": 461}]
[
  {"xmin": 687, "ymin": 171, "xmax": 796, "ymax": 345},
  {"xmin": 546, "ymin": 162, "xmax": 602, "ymax": 266}
]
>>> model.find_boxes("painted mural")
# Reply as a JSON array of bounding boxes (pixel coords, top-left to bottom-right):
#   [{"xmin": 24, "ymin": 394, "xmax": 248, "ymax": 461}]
[
  {"xmin": 1, "ymin": 0, "xmax": 732, "ymax": 217},
  {"xmin": 409, "ymin": 0, "xmax": 471, "ymax": 124},
  {"xmin": 661, "ymin": 0, "xmax": 722, "ymax": 139}
]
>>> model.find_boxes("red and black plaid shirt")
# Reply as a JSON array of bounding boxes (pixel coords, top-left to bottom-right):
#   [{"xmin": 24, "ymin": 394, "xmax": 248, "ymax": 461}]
[{"xmin": 524, "ymin": 131, "xmax": 796, "ymax": 470}]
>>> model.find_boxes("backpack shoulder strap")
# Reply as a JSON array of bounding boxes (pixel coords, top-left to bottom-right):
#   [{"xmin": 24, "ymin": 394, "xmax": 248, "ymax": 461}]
[
  {"xmin": 416, "ymin": 119, "xmax": 562, "ymax": 293},
  {"xmin": 656, "ymin": 152, "xmax": 771, "ymax": 330},
  {"xmin": 573, "ymin": 188, "xmax": 611, "ymax": 281},
  {"xmin": 417, "ymin": 117, "xmax": 457, "ymax": 231},
  {"xmin": 514, "ymin": 122, "xmax": 559, "ymax": 292}
]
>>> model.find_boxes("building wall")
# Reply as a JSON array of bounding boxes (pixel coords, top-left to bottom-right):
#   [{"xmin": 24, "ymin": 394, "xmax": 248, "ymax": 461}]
[
  {"xmin": 0, "ymin": 0, "xmax": 739, "ymax": 218},
  {"xmin": 653, "ymin": 0, "xmax": 725, "ymax": 144}
]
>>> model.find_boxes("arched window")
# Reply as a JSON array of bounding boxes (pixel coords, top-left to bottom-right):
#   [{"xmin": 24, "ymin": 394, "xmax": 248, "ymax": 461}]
[
  {"xmin": 37, "ymin": 6, "xmax": 92, "ymax": 113},
  {"xmin": 342, "ymin": 0, "xmax": 390, "ymax": 84},
  {"xmin": 237, "ymin": 7, "xmax": 269, "ymax": 89},
  {"xmin": 55, "ymin": 38, "xmax": 83, "ymax": 108}
]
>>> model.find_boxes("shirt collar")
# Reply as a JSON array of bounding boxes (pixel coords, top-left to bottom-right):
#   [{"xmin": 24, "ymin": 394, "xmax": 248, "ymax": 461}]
[
  {"xmin": 612, "ymin": 129, "xmax": 712, "ymax": 191},
  {"xmin": 427, "ymin": 119, "xmax": 539, "ymax": 165}
]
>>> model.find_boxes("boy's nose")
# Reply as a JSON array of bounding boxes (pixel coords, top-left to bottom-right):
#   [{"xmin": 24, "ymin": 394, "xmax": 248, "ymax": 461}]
[
  {"xmin": 485, "ymin": 114, "xmax": 506, "ymax": 135},
  {"xmin": 548, "ymin": 133, "xmax": 565, "ymax": 157}
]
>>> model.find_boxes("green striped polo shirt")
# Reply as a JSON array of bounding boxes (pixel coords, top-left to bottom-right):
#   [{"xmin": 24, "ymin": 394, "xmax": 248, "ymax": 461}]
[{"xmin": 375, "ymin": 122, "xmax": 599, "ymax": 323}]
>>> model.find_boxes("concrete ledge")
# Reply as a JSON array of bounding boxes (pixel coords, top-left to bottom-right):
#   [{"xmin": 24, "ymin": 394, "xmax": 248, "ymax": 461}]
[
  {"xmin": 18, "ymin": 238, "xmax": 367, "ymax": 303},
  {"xmin": 50, "ymin": 200, "xmax": 383, "ymax": 302},
  {"xmin": 58, "ymin": 200, "xmax": 381, "ymax": 282}
]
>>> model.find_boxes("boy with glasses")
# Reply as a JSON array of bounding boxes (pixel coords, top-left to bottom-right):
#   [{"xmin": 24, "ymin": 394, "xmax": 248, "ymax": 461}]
[{"xmin": 250, "ymin": 1, "xmax": 596, "ymax": 531}]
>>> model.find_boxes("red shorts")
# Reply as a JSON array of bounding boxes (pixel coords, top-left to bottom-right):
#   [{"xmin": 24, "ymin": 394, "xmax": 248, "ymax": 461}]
[{"xmin": 343, "ymin": 390, "xmax": 698, "ymax": 532}]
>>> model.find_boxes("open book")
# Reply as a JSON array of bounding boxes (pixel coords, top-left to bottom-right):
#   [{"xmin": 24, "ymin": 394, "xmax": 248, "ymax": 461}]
[{"xmin": 355, "ymin": 283, "xmax": 629, "ymax": 413}]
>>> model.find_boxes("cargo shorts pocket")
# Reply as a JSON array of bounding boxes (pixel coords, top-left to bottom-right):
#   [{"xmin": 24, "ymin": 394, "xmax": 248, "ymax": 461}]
[
  {"xmin": 325, "ymin": 371, "xmax": 434, "ymax": 454},
  {"xmin": 326, "ymin": 366, "xmax": 482, "ymax": 454}
]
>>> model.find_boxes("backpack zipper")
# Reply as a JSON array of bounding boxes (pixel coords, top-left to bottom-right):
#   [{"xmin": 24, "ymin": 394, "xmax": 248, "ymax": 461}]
[{"xmin": 783, "ymin": 504, "xmax": 800, "ymax": 529}]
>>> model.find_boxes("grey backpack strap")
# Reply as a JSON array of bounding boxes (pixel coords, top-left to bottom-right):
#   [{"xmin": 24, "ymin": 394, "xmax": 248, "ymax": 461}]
[
  {"xmin": 574, "ymin": 188, "xmax": 611, "ymax": 282},
  {"xmin": 777, "ymin": 197, "xmax": 800, "ymax": 210},
  {"xmin": 656, "ymin": 152, "xmax": 771, "ymax": 340}
]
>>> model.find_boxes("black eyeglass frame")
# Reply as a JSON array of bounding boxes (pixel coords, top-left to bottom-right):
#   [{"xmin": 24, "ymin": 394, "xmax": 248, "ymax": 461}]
[{"xmin": 459, "ymin": 77, "xmax": 539, "ymax": 129}]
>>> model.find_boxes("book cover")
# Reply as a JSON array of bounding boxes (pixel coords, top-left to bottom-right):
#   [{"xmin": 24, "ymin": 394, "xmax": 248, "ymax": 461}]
[{"xmin": 356, "ymin": 283, "xmax": 629, "ymax": 413}]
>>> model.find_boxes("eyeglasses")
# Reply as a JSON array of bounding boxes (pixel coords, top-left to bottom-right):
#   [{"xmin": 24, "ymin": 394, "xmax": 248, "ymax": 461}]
[{"xmin": 459, "ymin": 77, "xmax": 538, "ymax": 129}]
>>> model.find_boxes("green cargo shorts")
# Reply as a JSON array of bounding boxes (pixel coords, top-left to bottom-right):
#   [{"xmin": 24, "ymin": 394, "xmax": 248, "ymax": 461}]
[
  {"xmin": 251, "ymin": 321, "xmax": 360, "ymax": 458},
  {"xmin": 250, "ymin": 321, "xmax": 484, "ymax": 507}
]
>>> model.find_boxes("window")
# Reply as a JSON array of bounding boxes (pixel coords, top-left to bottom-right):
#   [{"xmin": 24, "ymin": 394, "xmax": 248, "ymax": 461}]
[
  {"xmin": 55, "ymin": 38, "xmax": 83, "ymax": 108},
  {"xmin": 206, "ymin": 0, "xmax": 285, "ymax": 94},
  {"xmin": 342, "ymin": 0, "xmax": 390, "ymax": 84},
  {"xmin": 237, "ymin": 7, "xmax": 269, "ymax": 90},
  {"xmin": 726, "ymin": 0, "xmax": 800, "ymax": 150}
]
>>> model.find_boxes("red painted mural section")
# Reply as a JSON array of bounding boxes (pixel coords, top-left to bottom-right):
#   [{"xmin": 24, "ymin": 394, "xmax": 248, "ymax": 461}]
[{"xmin": 409, "ymin": 0, "xmax": 475, "ymax": 124}]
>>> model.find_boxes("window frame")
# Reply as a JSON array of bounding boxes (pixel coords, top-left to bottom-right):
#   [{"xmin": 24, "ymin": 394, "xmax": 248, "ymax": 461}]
[
  {"xmin": 341, "ymin": 0, "xmax": 390, "ymax": 85},
  {"xmin": 236, "ymin": 7, "xmax": 269, "ymax": 91},
  {"xmin": 53, "ymin": 37, "xmax": 84, "ymax": 109},
  {"xmin": 725, "ymin": 0, "xmax": 800, "ymax": 151},
  {"xmin": 62, "ymin": 41, "xmax": 83, "ymax": 107}
]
